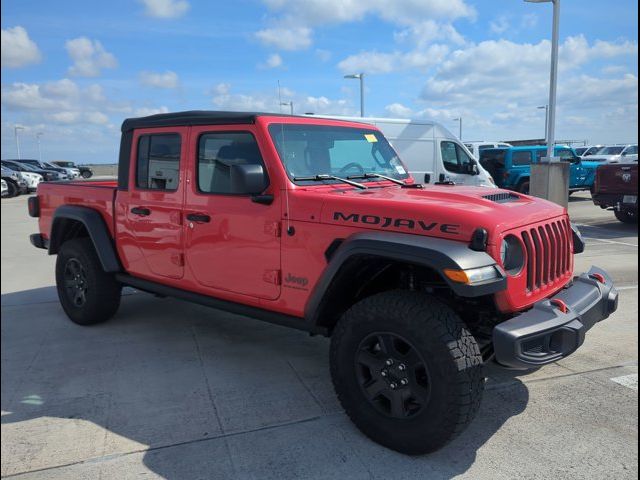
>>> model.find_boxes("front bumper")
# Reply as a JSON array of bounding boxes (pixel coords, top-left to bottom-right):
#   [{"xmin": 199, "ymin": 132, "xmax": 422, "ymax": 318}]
[{"xmin": 493, "ymin": 266, "xmax": 618, "ymax": 369}]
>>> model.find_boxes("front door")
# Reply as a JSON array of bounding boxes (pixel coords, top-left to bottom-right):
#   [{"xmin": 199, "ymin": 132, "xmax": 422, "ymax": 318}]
[
  {"xmin": 124, "ymin": 128, "xmax": 187, "ymax": 279},
  {"xmin": 183, "ymin": 126, "xmax": 281, "ymax": 300},
  {"xmin": 439, "ymin": 140, "xmax": 475, "ymax": 185}
]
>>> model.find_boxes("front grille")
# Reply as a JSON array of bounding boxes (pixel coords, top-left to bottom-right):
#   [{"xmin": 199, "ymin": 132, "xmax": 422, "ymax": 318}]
[
  {"xmin": 483, "ymin": 192, "xmax": 520, "ymax": 203},
  {"xmin": 520, "ymin": 218, "xmax": 572, "ymax": 292}
]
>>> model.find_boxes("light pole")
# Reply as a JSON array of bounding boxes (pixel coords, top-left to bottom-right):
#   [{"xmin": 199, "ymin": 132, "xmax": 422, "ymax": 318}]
[
  {"xmin": 537, "ymin": 105, "xmax": 548, "ymax": 142},
  {"xmin": 453, "ymin": 117, "xmax": 462, "ymax": 140},
  {"xmin": 14, "ymin": 126, "xmax": 24, "ymax": 160},
  {"xmin": 526, "ymin": 0, "xmax": 560, "ymax": 161},
  {"xmin": 344, "ymin": 73, "xmax": 364, "ymax": 117},
  {"xmin": 280, "ymin": 101, "xmax": 294, "ymax": 115},
  {"xmin": 36, "ymin": 132, "xmax": 44, "ymax": 162}
]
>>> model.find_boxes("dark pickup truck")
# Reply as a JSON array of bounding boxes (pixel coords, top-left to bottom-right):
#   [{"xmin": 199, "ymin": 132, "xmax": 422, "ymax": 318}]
[{"xmin": 592, "ymin": 163, "xmax": 638, "ymax": 223}]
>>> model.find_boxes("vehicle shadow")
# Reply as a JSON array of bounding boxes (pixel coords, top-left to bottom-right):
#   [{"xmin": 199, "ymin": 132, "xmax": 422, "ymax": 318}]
[{"xmin": 2, "ymin": 289, "xmax": 530, "ymax": 479}]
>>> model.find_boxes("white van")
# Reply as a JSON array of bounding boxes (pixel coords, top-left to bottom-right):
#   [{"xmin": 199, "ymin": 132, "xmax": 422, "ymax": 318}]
[
  {"xmin": 310, "ymin": 116, "xmax": 497, "ymax": 188},
  {"xmin": 464, "ymin": 141, "xmax": 513, "ymax": 161}
]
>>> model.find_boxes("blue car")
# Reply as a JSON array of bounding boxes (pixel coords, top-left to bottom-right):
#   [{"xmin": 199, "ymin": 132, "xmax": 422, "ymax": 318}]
[{"xmin": 479, "ymin": 145, "xmax": 600, "ymax": 194}]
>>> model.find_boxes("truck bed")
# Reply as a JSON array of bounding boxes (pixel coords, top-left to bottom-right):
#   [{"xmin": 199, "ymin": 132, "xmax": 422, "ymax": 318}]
[{"xmin": 36, "ymin": 180, "xmax": 118, "ymax": 241}]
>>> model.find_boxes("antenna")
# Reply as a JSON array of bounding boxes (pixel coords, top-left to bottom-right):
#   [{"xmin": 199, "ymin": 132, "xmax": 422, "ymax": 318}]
[{"xmin": 277, "ymin": 81, "xmax": 294, "ymax": 236}]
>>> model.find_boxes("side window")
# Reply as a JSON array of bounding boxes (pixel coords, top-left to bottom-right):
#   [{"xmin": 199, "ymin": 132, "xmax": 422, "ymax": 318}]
[
  {"xmin": 512, "ymin": 151, "xmax": 533, "ymax": 166},
  {"xmin": 441, "ymin": 141, "xmax": 473, "ymax": 173},
  {"xmin": 557, "ymin": 149, "xmax": 580, "ymax": 163},
  {"xmin": 479, "ymin": 144, "xmax": 493, "ymax": 151},
  {"xmin": 624, "ymin": 146, "xmax": 638, "ymax": 156},
  {"xmin": 136, "ymin": 134, "xmax": 181, "ymax": 190},
  {"xmin": 198, "ymin": 132, "xmax": 266, "ymax": 194}
]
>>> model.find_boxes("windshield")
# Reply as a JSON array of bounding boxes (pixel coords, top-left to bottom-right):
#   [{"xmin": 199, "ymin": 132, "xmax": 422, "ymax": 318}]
[
  {"xmin": 55, "ymin": 161, "xmax": 74, "ymax": 167},
  {"xmin": 268, "ymin": 124, "xmax": 409, "ymax": 184},
  {"xmin": 597, "ymin": 146, "xmax": 624, "ymax": 155}
]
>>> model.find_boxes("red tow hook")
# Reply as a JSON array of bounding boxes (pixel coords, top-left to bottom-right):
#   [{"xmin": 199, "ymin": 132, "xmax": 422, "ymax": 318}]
[
  {"xmin": 550, "ymin": 299, "xmax": 569, "ymax": 314},
  {"xmin": 589, "ymin": 273, "xmax": 606, "ymax": 284}
]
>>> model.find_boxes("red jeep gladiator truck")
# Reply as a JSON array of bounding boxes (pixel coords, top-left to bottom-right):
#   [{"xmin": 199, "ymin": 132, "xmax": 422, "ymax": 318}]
[
  {"xmin": 592, "ymin": 162, "xmax": 638, "ymax": 224},
  {"xmin": 29, "ymin": 111, "xmax": 618, "ymax": 454}
]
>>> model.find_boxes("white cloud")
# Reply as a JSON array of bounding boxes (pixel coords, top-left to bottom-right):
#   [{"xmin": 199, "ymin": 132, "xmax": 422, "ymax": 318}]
[
  {"xmin": 255, "ymin": 27, "xmax": 312, "ymax": 51},
  {"xmin": 490, "ymin": 16, "xmax": 510, "ymax": 35},
  {"xmin": 256, "ymin": 0, "xmax": 474, "ymax": 50},
  {"xmin": 65, "ymin": 37, "xmax": 117, "ymax": 77},
  {"xmin": 139, "ymin": 70, "xmax": 179, "ymax": 88},
  {"xmin": 1, "ymin": 26, "xmax": 42, "ymax": 68},
  {"xmin": 134, "ymin": 106, "xmax": 170, "ymax": 116},
  {"xmin": 259, "ymin": 53, "xmax": 283, "ymax": 69},
  {"xmin": 521, "ymin": 13, "xmax": 538, "ymax": 29},
  {"xmin": 338, "ymin": 44, "xmax": 449, "ymax": 74},
  {"xmin": 385, "ymin": 103, "xmax": 414, "ymax": 117},
  {"xmin": 85, "ymin": 112, "xmax": 110, "ymax": 125},
  {"xmin": 394, "ymin": 20, "xmax": 466, "ymax": 47},
  {"xmin": 211, "ymin": 84, "xmax": 353, "ymax": 115},
  {"xmin": 139, "ymin": 0, "xmax": 189, "ymax": 19}
]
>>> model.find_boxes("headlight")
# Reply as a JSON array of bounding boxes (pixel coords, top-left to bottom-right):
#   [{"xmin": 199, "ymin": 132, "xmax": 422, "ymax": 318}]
[{"xmin": 500, "ymin": 235, "xmax": 525, "ymax": 275}]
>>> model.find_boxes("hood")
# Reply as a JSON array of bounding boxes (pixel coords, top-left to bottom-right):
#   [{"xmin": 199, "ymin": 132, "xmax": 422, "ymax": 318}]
[{"xmin": 294, "ymin": 184, "xmax": 566, "ymax": 243}]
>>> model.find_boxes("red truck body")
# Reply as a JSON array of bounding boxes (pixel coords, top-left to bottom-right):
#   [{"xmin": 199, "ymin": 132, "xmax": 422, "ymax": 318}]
[
  {"xmin": 29, "ymin": 111, "xmax": 618, "ymax": 454},
  {"xmin": 36, "ymin": 115, "xmax": 573, "ymax": 317}
]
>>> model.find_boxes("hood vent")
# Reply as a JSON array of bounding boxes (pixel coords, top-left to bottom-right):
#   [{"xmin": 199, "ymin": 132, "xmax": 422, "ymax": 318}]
[{"xmin": 483, "ymin": 192, "xmax": 520, "ymax": 203}]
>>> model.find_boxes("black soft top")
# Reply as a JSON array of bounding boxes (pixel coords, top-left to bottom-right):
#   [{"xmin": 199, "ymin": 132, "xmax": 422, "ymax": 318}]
[{"xmin": 121, "ymin": 110, "xmax": 295, "ymax": 132}]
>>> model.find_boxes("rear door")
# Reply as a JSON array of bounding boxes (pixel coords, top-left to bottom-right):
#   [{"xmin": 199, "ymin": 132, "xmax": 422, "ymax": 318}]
[
  {"xmin": 183, "ymin": 125, "xmax": 281, "ymax": 300},
  {"xmin": 123, "ymin": 128, "xmax": 187, "ymax": 279}
]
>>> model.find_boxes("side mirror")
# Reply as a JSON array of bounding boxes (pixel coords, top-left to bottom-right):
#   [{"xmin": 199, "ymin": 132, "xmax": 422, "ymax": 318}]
[{"xmin": 230, "ymin": 164, "xmax": 268, "ymax": 195}]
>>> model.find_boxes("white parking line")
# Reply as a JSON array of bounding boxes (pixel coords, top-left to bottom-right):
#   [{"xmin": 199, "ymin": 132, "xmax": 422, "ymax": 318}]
[
  {"xmin": 611, "ymin": 374, "xmax": 639, "ymax": 391},
  {"xmin": 583, "ymin": 236, "xmax": 638, "ymax": 248}
]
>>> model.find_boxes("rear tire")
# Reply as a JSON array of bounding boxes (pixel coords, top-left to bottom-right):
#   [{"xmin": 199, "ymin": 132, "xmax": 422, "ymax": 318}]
[
  {"xmin": 614, "ymin": 209, "xmax": 637, "ymax": 224},
  {"xmin": 55, "ymin": 238, "xmax": 122, "ymax": 325},
  {"xmin": 81, "ymin": 170, "xmax": 92, "ymax": 179},
  {"xmin": 518, "ymin": 180, "xmax": 530, "ymax": 194},
  {"xmin": 330, "ymin": 291, "xmax": 484, "ymax": 455}
]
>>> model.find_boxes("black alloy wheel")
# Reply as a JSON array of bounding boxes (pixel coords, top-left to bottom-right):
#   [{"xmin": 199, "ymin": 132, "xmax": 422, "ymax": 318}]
[
  {"xmin": 63, "ymin": 258, "xmax": 88, "ymax": 307},
  {"xmin": 356, "ymin": 332, "xmax": 430, "ymax": 419}
]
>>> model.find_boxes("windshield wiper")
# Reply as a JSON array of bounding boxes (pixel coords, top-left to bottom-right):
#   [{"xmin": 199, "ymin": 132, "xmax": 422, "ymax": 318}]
[
  {"xmin": 351, "ymin": 173, "xmax": 425, "ymax": 189},
  {"xmin": 347, "ymin": 172, "xmax": 414, "ymax": 187},
  {"xmin": 293, "ymin": 174, "xmax": 368, "ymax": 190}
]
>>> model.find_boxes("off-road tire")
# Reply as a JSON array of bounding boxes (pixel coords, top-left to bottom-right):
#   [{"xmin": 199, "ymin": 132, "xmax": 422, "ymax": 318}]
[
  {"xmin": 56, "ymin": 238, "xmax": 121, "ymax": 325},
  {"xmin": 330, "ymin": 290, "xmax": 484, "ymax": 455},
  {"xmin": 614, "ymin": 209, "xmax": 638, "ymax": 224}
]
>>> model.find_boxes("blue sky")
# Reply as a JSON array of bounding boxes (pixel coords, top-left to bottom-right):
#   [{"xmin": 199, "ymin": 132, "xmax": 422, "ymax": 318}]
[{"xmin": 1, "ymin": 0, "xmax": 638, "ymax": 163}]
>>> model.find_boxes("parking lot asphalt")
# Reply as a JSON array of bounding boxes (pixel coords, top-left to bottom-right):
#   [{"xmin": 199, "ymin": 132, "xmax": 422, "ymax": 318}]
[{"xmin": 1, "ymin": 191, "xmax": 637, "ymax": 480}]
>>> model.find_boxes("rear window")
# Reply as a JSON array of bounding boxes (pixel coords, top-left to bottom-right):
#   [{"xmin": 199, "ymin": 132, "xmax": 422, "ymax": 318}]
[
  {"xmin": 512, "ymin": 151, "xmax": 533, "ymax": 166},
  {"xmin": 136, "ymin": 134, "xmax": 181, "ymax": 190}
]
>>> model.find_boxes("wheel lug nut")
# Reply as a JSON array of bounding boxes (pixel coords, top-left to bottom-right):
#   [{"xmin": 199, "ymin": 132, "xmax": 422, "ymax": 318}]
[
  {"xmin": 385, "ymin": 359, "xmax": 394, "ymax": 366},
  {"xmin": 398, "ymin": 364, "xmax": 406, "ymax": 371},
  {"xmin": 381, "ymin": 371, "xmax": 387, "ymax": 377},
  {"xmin": 400, "ymin": 378, "xmax": 408, "ymax": 386},
  {"xmin": 390, "ymin": 382, "xmax": 397, "ymax": 390}
]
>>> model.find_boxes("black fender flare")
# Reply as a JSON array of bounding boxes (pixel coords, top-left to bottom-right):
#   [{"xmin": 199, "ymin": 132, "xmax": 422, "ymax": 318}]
[
  {"xmin": 304, "ymin": 231, "xmax": 506, "ymax": 326},
  {"xmin": 48, "ymin": 205, "xmax": 122, "ymax": 273}
]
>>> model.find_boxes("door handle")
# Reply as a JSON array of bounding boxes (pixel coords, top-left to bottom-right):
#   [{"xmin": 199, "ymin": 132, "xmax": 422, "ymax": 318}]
[
  {"xmin": 131, "ymin": 207, "xmax": 151, "ymax": 216},
  {"xmin": 186, "ymin": 213, "xmax": 211, "ymax": 223}
]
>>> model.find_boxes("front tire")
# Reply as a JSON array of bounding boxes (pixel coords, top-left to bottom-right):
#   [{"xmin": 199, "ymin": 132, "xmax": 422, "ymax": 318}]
[
  {"xmin": 330, "ymin": 291, "xmax": 484, "ymax": 455},
  {"xmin": 81, "ymin": 170, "xmax": 92, "ymax": 179},
  {"xmin": 614, "ymin": 209, "xmax": 638, "ymax": 224},
  {"xmin": 4, "ymin": 179, "xmax": 19, "ymax": 197},
  {"xmin": 518, "ymin": 180, "xmax": 530, "ymax": 194},
  {"xmin": 56, "ymin": 238, "xmax": 122, "ymax": 325}
]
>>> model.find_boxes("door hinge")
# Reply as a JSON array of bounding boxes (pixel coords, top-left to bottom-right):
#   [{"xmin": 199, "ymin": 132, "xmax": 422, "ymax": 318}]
[{"xmin": 263, "ymin": 269, "xmax": 281, "ymax": 285}]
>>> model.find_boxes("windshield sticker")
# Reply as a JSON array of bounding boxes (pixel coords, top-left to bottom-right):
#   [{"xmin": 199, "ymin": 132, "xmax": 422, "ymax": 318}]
[
  {"xmin": 364, "ymin": 134, "xmax": 378, "ymax": 143},
  {"xmin": 395, "ymin": 165, "xmax": 406, "ymax": 174}
]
